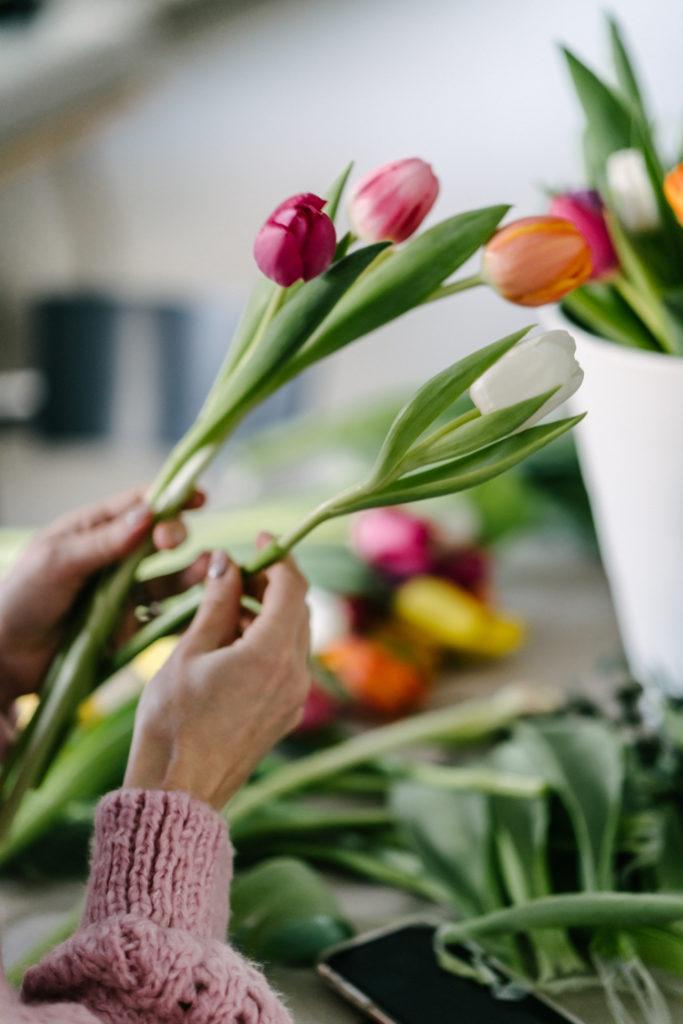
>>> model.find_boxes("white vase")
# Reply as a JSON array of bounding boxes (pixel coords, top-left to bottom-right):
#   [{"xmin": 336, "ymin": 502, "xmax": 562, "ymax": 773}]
[{"xmin": 543, "ymin": 308, "xmax": 683, "ymax": 697}]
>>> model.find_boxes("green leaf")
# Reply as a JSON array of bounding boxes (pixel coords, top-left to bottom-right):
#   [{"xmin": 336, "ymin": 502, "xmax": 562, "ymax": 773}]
[
  {"xmin": 514, "ymin": 719, "xmax": 624, "ymax": 892},
  {"xmin": 230, "ymin": 857, "xmax": 352, "ymax": 966},
  {"xmin": 406, "ymin": 387, "xmax": 559, "ymax": 471},
  {"xmin": 607, "ymin": 15, "xmax": 648, "ymax": 123},
  {"xmin": 391, "ymin": 783, "xmax": 501, "ymax": 917},
  {"xmin": 562, "ymin": 47, "xmax": 638, "ymax": 188},
  {"xmin": 206, "ymin": 243, "xmax": 388, "ymax": 433},
  {"xmin": 347, "ymin": 416, "xmax": 585, "ymax": 510},
  {"xmin": 324, "ymin": 161, "xmax": 354, "ymax": 222},
  {"xmin": 372, "ymin": 327, "xmax": 531, "ymax": 479},
  {"xmin": 488, "ymin": 742, "xmax": 585, "ymax": 981},
  {"xmin": 284, "ymin": 205, "xmax": 510, "ymax": 378},
  {"xmin": 0, "ymin": 699, "xmax": 136, "ymax": 867},
  {"xmin": 561, "ymin": 284, "xmax": 658, "ymax": 351}
]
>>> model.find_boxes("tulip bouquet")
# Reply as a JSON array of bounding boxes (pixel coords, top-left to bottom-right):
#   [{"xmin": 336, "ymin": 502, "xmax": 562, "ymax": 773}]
[
  {"xmin": 0, "ymin": 157, "xmax": 587, "ymax": 836},
  {"xmin": 547, "ymin": 17, "xmax": 683, "ymax": 354}
]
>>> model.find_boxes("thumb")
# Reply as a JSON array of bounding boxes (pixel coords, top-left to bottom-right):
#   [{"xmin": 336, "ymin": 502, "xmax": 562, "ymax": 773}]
[
  {"xmin": 183, "ymin": 551, "xmax": 242, "ymax": 653},
  {"xmin": 59, "ymin": 503, "xmax": 152, "ymax": 576}
]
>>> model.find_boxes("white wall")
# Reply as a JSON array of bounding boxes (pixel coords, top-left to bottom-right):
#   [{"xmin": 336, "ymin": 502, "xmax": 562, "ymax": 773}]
[{"xmin": 2, "ymin": 0, "xmax": 682, "ymax": 405}]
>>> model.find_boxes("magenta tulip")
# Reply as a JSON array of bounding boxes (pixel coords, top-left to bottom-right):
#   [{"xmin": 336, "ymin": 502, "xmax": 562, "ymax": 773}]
[
  {"xmin": 348, "ymin": 158, "xmax": 439, "ymax": 243},
  {"xmin": 549, "ymin": 190, "xmax": 617, "ymax": 280},
  {"xmin": 351, "ymin": 507, "xmax": 434, "ymax": 578},
  {"xmin": 253, "ymin": 193, "xmax": 336, "ymax": 286}
]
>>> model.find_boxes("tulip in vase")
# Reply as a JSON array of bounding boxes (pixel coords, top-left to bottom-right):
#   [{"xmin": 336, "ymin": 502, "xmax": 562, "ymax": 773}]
[{"xmin": 542, "ymin": 20, "xmax": 683, "ymax": 702}]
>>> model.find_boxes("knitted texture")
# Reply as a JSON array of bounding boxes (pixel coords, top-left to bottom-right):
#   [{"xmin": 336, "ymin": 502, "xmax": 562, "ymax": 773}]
[{"xmin": 5, "ymin": 789, "xmax": 293, "ymax": 1024}]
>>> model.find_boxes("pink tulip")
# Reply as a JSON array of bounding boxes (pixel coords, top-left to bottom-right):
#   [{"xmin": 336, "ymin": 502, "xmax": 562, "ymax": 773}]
[
  {"xmin": 549, "ymin": 190, "xmax": 617, "ymax": 280},
  {"xmin": 351, "ymin": 507, "xmax": 434, "ymax": 578},
  {"xmin": 348, "ymin": 158, "xmax": 439, "ymax": 243},
  {"xmin": 253, "ymin": 193, "xmax": 336, "ymax": 286}
]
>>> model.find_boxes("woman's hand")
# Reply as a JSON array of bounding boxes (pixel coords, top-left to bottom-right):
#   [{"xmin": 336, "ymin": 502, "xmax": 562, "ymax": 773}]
[
  {"xmin": 124, "ymin": 539, "xmax": 311, "ymax": 810},
  {"xmin": 0, "ymin": 487, "xmax": 206, "ymax": 706}
]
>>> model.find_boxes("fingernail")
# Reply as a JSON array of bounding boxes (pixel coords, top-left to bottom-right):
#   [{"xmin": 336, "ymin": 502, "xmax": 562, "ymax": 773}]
[
  {"xmin": 125, "ymin": 504, "xmax": 149, "ymax": 527},
  {"xmin": 208, "ymin": 550, "xmax": 229, "ymax": 579}
]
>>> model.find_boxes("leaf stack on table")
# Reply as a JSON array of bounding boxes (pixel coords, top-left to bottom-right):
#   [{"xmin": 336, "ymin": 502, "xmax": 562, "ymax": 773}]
[{"xmin": 3, "ymin": 147, "xmax": 682, "ymax": 1022}]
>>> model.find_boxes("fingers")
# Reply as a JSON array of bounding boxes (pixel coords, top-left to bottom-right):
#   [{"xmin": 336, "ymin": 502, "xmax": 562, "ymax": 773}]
[
  {"xmin": 151, "ymin": 489, "xmax": 206, "ymax": 551},
  {"xmin": 57, "ymin": 502, "xmax": 154, "ymax": 576},
  {"xmin": 245, "ymin": 534, "xmax": 309, "ymax": 647},
  {"xmin": 181, "ymin": 551, "xmax": 243, "ymax": 653},
  {"xmin": 45, "ymin": 488, "xmax": 144, "ymax": 537}
]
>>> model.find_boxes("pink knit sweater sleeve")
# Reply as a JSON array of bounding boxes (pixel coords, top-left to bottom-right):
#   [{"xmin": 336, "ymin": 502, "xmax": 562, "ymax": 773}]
[{"xmin": 1, "ymin": 789, "xmax": 293, "ymax": 1024}]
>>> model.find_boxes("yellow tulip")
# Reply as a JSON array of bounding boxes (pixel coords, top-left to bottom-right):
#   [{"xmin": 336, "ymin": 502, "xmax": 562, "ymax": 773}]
[{"xmin": 394, "ymin": 576, "xmax": 524, "ymax": 657}]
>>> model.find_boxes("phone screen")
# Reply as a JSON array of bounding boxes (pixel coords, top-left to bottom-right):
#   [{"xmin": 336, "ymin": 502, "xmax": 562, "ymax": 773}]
[{"xmin": 321, "ymin": 923, "xmax": 577, "ymax": 1024}]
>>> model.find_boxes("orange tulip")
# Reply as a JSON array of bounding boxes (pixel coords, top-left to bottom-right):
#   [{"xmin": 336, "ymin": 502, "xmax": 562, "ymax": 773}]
[
  {"xmin": 483, "ymin": 215, "xmax": 592, "ymax": 307},
  {"xmin": 319, "ymin": 636, "xmax": 430, "ymax": 717},
  {"xmin": 664, "ymin": 163, "xmax": 683, "ymax": 226}
]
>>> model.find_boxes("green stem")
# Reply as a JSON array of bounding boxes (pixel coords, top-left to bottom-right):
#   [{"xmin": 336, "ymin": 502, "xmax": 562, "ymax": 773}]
[
  {"xmin": 438, "ymin": 893, "xmax": 683, "ymax": 946},
  {"xmin": 231, "ymin": 804, "xmax": 392, "ymax": 844},
  {"xmin": 227, "ymin": 685, "xmax": 558, "ymax": 824},
  {"xmin": 233, "ymin": 286, "xmax": 286, "ymax": 373},
  {"xmin": 423, "ymin": 273, "xmax": 485, "ymax": 304},
  {"xmin": 407, "ymin": 763, "xmax": 547, "ymax": 799}
]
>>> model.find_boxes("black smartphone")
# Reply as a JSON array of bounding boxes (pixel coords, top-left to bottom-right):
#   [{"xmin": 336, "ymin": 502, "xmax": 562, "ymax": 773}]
[{"xmin": 318, "ymin": 920, "xmax": 585, "ymax": 1024}]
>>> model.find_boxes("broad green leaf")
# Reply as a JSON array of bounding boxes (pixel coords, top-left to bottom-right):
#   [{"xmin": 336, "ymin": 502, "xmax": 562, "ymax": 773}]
[
  {"xmin": 608, "ymin": 16, "xmax": 648, "ymax": 124},
  {"xmin": 391, "ymin": 782, "xmax": 501, "ymax": 916},
  {"xmin": 230, "ymin": 857, "xmax": 352, "ymax": 966},
  {"xmin": 405, "ymin": 387, "xmax": 558, "ymax": 471},
  {"xmin": 324, "ymin": 161, "xmax": 354, "ymax": 222},
  {"xmin": 284, "ymin": 205, "xmax": 510, "ymax": 378},
  {"xmin": 562, "ymin": 284, "xmax": 658, "ymax": 351},
  {"xmin": 347, "ymin": 416, "xmax": 584, "ymax": 510},
  {"xmin": 205, "ymin": 243, "xmax": 388, "ymax": 435},
  {"xmin": 514, "ymin": 719, "xmax": 624, "ymax": 892},
  {"xmin": 372, "ymin": 327, "xmax": 531, "ymax": 479}
]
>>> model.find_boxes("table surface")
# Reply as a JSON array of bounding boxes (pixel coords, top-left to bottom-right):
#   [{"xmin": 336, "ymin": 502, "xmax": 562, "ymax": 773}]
[{"xmin": 2, "ymin": 539, "xmax": 676, "ymax": 1022}]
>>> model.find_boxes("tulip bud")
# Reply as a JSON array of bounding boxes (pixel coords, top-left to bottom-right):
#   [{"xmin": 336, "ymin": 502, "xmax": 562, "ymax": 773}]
[
  {"xmin": 351, "ymin": 507, "xmax": 434, "ymax": 578},
  {"xmin": 253, "ymin": 193, "xmax": 336, "ymax": 286},
  {"xmin": 469, "ymin": 329, "xmax": 583, "ymax": 427},
  {"xmin": 482, "ymin": 216, "xmax": 592, "ymax": 306},
  {"xmin": 605, "ymin": 148, "xmax": 660, "ymax": 233},
  {"xmin": 348, "ymin": 158, "xmax": 439, "ymax": 243},
  {"xmin": 549, "ymin": 190, "xmax": 617, "ymax": 279},
  {"xmin": 664, "ymin": 163, "xmax": 683, "ymax": 226}
]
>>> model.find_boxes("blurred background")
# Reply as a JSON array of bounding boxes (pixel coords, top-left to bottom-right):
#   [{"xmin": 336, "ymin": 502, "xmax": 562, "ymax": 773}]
[{"xmin": 0, "ymin": 0, "xmax": 680, "ymax": 525}]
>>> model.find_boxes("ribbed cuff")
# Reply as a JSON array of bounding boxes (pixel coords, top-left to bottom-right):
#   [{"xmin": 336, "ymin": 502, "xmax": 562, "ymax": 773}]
[{"xmin": 84, "ymin": 789, "xmax": 231, "ymax": 940}]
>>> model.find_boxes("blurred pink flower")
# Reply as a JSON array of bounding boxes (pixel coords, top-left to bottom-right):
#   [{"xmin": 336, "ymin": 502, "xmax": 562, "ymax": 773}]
[
  {"xmin": 295, "ymin": 682, "xmax": 340, "ymax": 733},
  {"xmin": 253, "ymin": 192, "xmax": 336, "ymax": 286},
  {"xmin": 348, "ymin": 158, "xmax": 439, "ymax": 243},
  {"xmin": 435, "ymin": 546, "xmax": 491, "ymax": 602},
  {"xmin": 549, "ymin": 190, "xmax": 617, "ymax": 280},
  {"xmin": 351, "ymin": 507, "xmax": 434, "ymax": 578}
]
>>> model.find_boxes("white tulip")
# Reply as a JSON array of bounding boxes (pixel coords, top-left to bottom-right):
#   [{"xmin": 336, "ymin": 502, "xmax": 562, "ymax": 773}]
[
  {"xmin": 469, "ymin": 330, "xmax": 583, "ymax": 427},
  {"xmin": 606, "ymin": 148, "xmax": 660, "ymax": 233},
  {"xmin": 306, "ymin": 586, "xmax": 349, "ymax": 652}
]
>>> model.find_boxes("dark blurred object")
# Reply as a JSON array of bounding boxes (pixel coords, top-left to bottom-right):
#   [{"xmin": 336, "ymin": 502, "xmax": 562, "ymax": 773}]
[
  {"xmin": 33, "ymin": 294, "xmax": 117, "ymax": 439},
  {"xmin": 0, "ymin": 0, "xmax": 42, "ymax": 23},
  {"xmin": 32, "ymin": 291, "xmax": 305, "ymax": 443},
  {"xmin": 521, "ymin": 432, "xmax": 596, "ymax": 544}
]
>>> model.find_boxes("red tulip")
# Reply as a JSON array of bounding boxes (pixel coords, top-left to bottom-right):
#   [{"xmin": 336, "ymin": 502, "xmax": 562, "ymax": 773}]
[
  {"xmin": 295, "ymin": 682, "xmax": 341, "ymax": 733},
  {"xmin": 253, "ymin": 193, "xmax": 336, "ymax": 286},
  {"xmin": 351, "ymin": 507, "xmax": 434, "ymax": 578},
  {"xmin": 348, "ymin": 158, "xmax": 439, "ymax": 243},
  {"xmin": 549, "ymin": 190, "xmax": 617, "ymax": 280}
]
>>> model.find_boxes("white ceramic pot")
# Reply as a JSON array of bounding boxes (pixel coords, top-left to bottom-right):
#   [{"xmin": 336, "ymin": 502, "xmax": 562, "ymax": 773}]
[{"xmin": 544, "ymin": 308, "xmax": 683, "ymax": 697}]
